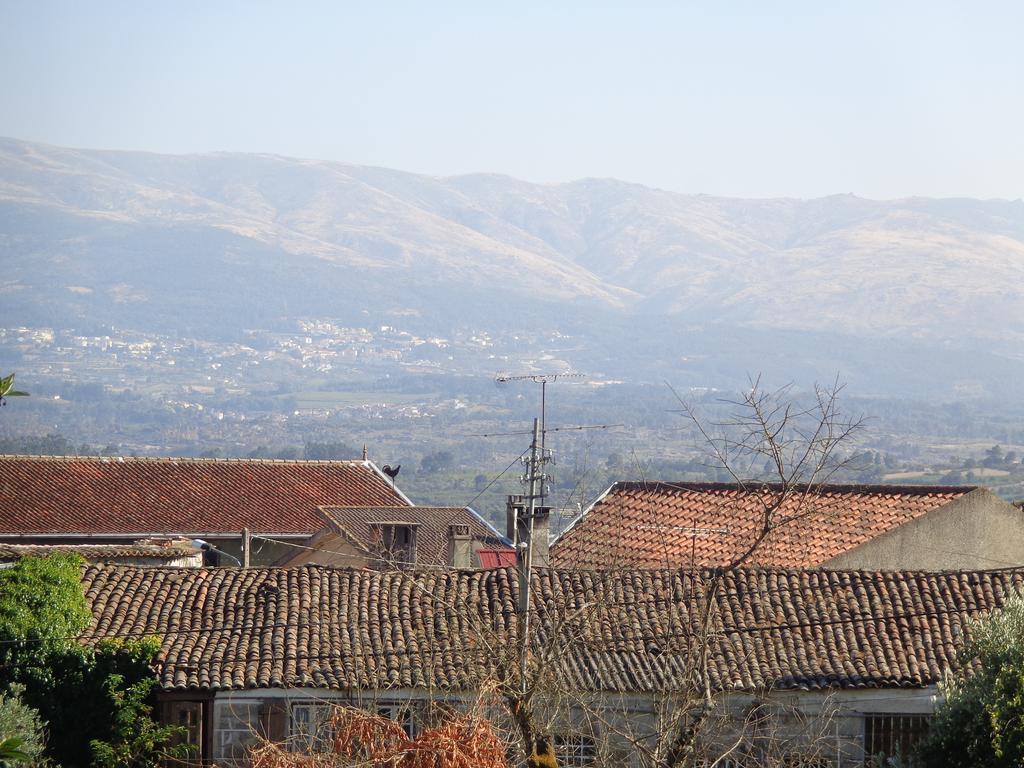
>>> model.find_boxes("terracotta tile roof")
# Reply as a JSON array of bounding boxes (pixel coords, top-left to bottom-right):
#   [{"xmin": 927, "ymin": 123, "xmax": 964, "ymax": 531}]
[
  {"xmin": 81, "ymin": 563, "xmax": 1024, "ymax": 693},
  {"xmin": 0, "ymin": 456, "xmax": 408, "ymax": 536},
  {"xmin": 0, "ymin": 542, "xmax": 200, "ymax": 563},
  {"xmin": 318, "ymin": 506, "xmax": 510, "ymax": 567},
  {"xmin": 551, "ymin": 482, "xmax": 977, "ymax": 569}
]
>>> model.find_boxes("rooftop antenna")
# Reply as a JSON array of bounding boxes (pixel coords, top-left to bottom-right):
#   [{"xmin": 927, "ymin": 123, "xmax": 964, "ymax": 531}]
[{"xmin": 495, "ymin": 372, "xmax": 585, "ymax": 456}]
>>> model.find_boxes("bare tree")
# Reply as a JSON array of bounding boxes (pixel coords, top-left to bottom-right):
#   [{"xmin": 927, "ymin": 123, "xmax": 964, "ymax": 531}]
[
  {"xmin": 670, "ymin": 375, "xmax": 865, "ymax": 569},
  {"xmin": 516, "ymin": 376, "xmax": 865, "ymax": 768},
  {"xmin": 236, "ymin": 377, "xmax": 864, "ymax": 768}
]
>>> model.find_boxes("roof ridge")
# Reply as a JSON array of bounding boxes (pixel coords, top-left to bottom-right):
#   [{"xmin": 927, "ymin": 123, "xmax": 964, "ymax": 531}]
[
  {"xmin": 320, "ymin": 504, "xmax": 468, "ymax": 510},
  {"xmin": 0, "ymin": 454, "xmax": 369, "ymax": 465},
  {"xmin": 612, "ymin": 480, "xmax": 978, "ymax": 495},
  {"xmin": 81, "ymin": 561, "xmax": 1024, "ymax": 578}
]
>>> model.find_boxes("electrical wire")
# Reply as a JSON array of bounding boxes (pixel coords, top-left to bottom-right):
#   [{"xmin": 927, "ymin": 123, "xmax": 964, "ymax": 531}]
[
  {"xmin": 8, "ymin": 572, "xmax": 1020, "ymax": 648},
  {"xmin": 460, "ymin": 447, "xmax": 531, "ymax": 512}
]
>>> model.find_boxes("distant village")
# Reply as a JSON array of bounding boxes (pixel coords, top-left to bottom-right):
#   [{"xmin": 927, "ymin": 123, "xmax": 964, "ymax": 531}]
[
  {"xmin": 0, "ymin": 322, "xmax": 583, "ymax": 449},
  {"xmin": 1, "ymin": 314, "xmax": 1022, "ymax": 768},
  {"xmin": 1, "ymin": 320, "xmax": 510, "ymax": 400}
]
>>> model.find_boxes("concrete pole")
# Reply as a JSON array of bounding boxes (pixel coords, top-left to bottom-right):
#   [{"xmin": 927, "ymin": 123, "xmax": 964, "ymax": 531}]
[
  {"xmin": 519, "ymin": 417, "xmax": 541, "ymax": 693},
  {"xmin": 242, "ymin": 527, "xmax": 251, "ymax": 568}
]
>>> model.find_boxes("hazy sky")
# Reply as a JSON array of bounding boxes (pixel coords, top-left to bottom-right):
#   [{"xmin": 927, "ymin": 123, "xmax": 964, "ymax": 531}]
[{"xmin": 1, "ymin": 1, "xmax": 1022, "ymax": 199}]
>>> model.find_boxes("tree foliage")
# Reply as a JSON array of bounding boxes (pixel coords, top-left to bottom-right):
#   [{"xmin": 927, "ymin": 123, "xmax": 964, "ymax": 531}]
[
  {"xmin": 0, "ymin": 556, "xmax": 186, "ymax": 768},
  {"xmin": 0, "ymin": 554, "xmax": 91, "ymax": 663},
  {"xmin": 90, "ymin": 671, "xmax": 191, "ymax": 768},
  {"xmin": 0, "ymin": 373, "xmax": 29, "ymax": 407},
  {"xmin": 0, "ymin": 737, "xmax": 32, "ymax": 765},
  {"xmin": 0, "ymin": 685, "xmax": 46, "ymax": 767},
  {"xmin": 917, "ymin": 595, "xmax": 1024, "ymax": 767}
]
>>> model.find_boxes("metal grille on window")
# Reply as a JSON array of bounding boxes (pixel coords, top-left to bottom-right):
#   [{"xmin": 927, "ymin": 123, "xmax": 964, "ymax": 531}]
[
  {"xmin": 781, "ymin": 757, "xmax": 831, "ymax": 768},
  {"xmin": 555, "ymin": 734, "xmax": 597, "ymax": 767},
  {"xmin": 291, "ymin": 703, "xmax": 333, "ymax": 752},
  {"xmin": 864, "ymin": 714, "xmax": 930, "ymax": 766},
  {"xmin": 377, "ymin": 700, "xmax": 417, "ymax": 738},
  {"xmin": 216, "ymin": 701, "xmax": 260, "ymax": 760},
  {"xmin": 165, "ymin": 700, "xmax": 203, "ymax": 764}
]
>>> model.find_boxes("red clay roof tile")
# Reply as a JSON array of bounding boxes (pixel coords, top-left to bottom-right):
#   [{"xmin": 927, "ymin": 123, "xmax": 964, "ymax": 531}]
[
  {"xmin": 551, "ymin": 482, "xmax": 976, "ymax": 569},
  {"xmin": 80, "ymin": 563, "xmax": 1024, "ymax": 693},
  {"xmin": 0, "ymin": 456, "xmax": 408, "ymax": 536}
]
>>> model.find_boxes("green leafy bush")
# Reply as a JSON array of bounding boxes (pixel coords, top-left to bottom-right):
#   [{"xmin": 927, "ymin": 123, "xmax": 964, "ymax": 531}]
[
  {"xmin": 0, "ymin": 685, "xmax": 47, "ymax": 766},
  {"xmin": 918, "ymin": 594, "xmax": 1024, "ymax": 767},
  {"xmin": 90, "ymin": 673, "xmax": 192, "ymax": 768},
  {"xmin": 0, "ymin": 556, "xmax": 186, "ymax": 767}
]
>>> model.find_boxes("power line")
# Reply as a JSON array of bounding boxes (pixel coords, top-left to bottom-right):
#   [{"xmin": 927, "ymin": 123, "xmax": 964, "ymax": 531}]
[
  {"xmin": 469, "ymin": 424, "xmax": 623, "ymax": 439},
  {"xmin": 461, "ymin": 447, "xmax": 531, "ymax": 512}
]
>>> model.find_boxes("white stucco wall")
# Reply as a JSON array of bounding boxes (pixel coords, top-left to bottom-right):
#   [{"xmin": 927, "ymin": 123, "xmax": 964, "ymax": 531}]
[
  {"xmin": 826, "ymin": 488, "xmax": 1024, "ymax": 571},
  {"xmin": 205, "ymin": 685, "xmax": 940, "ymax": 767}
]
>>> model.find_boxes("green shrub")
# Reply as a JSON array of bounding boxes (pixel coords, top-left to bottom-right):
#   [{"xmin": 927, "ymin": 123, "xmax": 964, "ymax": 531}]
[
  {"xmin": 0, "ymin": 684, "xmax": 47, "ymax": 767},
  {"xmin": 918, "ymin": 594, "xmax": 1024, "ymax": 767},
  {"xmin": 0, "ymin": 556, "xmax": 185, "ymax": 767}
]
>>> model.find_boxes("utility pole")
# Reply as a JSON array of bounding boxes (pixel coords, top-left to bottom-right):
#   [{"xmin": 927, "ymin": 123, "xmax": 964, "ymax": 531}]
[
  {"xmin": 495, "ymin": 373, "xmax": 619, "ymax": 695},
  {"xmin": 241, "ymin": 527, "xmax": 251, "ymax": 568},
  {"xmin": 517, "ymin": 417, "xmax": 544, "ymax": 693}
]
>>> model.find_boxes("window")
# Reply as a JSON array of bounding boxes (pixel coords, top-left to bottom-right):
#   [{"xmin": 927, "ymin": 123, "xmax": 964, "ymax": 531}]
[
  {"xmin": 290, "ymin": 699, "xmax": 417, "ymax": 753},
  {"xmin": 555, "ymin": 734, "xmax": 597, "ymax": 767},
  {"xmin": 164, "ymin": 700, "xmax": 204, "ymax": 764},
  {"xmin": 375, "ymin": 699, "xmax": 417, "ymax": 738},
  {"xmin": 864, "ymin": 715, "xmax": 929, "ymax": 766},
  {"xmin": 291, "ymin": 703, "xmax": 333, "ymax": 752},
  {"xmin": 215, "ymin": 701, "xmax": 260, "ymax": 760}
]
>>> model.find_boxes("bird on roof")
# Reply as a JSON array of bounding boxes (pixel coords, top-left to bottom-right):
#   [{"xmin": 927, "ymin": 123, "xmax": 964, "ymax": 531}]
[{"xmin": 382, "ymin": 464, "xmax": 401, "ymax": 480}]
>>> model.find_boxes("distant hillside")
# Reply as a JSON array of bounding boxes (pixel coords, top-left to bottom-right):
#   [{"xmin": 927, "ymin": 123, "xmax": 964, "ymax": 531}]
[{"xmin": 2, "ymin": 137, "xmax": 1023, "ymax": 397}]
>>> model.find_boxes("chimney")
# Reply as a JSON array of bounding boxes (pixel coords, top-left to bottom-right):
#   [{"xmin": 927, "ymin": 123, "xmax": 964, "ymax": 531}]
[
  {"xmin": 506, "ymin": 495, "xmax": 522, "ymax": 546},
  {"xmin": 505, "ymin": 495, "xmax": 550, "ymax": 569},
  {"xmin": 449, "ymin": 524, "xmax": 472, "ymax": 568}
]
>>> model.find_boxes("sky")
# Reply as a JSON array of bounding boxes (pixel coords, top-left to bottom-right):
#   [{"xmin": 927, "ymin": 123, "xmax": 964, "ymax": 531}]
[{"xmin": 1, "ymin": 1, "xmax": 1022, "ymax": 200}]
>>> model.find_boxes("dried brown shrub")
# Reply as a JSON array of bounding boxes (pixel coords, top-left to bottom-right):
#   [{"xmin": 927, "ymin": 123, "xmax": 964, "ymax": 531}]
[
  {"xmin": 246, "ymin": 706, "xmax": 510, "ymax": 768},
  {"xmin": 403, "ymin": 714, "xmax": 508, "ymax": 768},
  {"xmin": 331, "ymin": 707, "xmax": 409, "ymax": 761},
  {"xmin": 248, "ymin": 739, "xmax": 344, "ymax": 768}
]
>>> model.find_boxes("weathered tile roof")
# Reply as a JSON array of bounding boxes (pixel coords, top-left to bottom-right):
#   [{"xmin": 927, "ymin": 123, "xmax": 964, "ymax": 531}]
[
  {"xmin": 0, "ymin": 542, "xmax": 199, "ymax": 562},
  {"xmin": 318, "ymin": 506, "xmax": 510, "ymax": 567},
  {"xmin": 81, "ymin": 563, "xmax": 1023, "ymax": 694},
  {"xmin": 551, "ymin": 482, "xmax": 977, "ymax": 569},
  {"xmin": 0, "ymin": 456, "xmax": 408, "ymax": 536}
]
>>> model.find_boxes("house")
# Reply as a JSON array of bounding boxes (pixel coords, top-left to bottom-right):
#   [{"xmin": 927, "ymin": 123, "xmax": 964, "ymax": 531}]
[
  {"xmin": 81, "ymin": 561, "xmax": 1024, "ymax": 766},
  {"xmin": 274, "ymin": 505, "xmax": 513, "ymax": 569},
  {"xmin": 0, "ymin": 456, "xmax": 410, "ymax": 565},
  {"xmin": 550, "ymin": 481, "xmax": 1024, "ymax": 571}
]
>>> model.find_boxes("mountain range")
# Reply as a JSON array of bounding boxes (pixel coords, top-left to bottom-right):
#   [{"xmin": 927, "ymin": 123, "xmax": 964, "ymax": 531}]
[{"xmin": 2, "ymin": 137, "xmax": 1023, "ymax": 396}]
